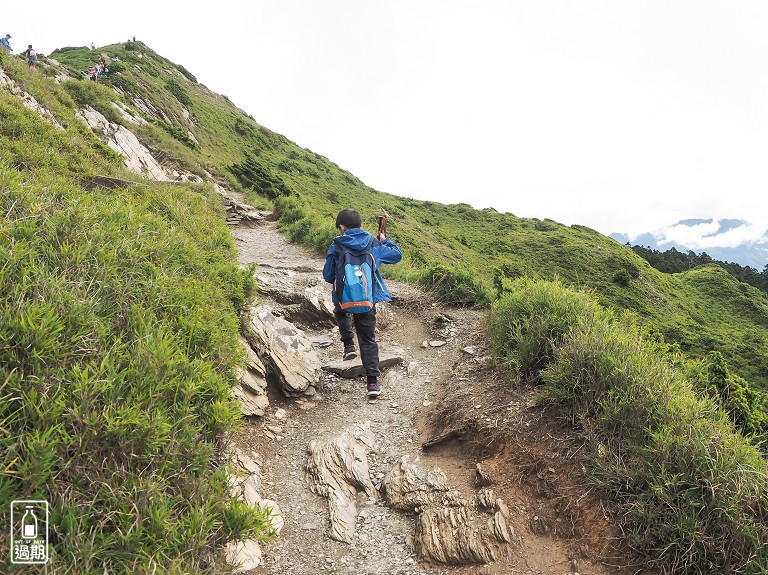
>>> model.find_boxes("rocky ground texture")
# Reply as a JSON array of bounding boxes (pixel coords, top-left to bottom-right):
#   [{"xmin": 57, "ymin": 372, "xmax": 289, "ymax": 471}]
[{"xmin": 225, "ymin": 213, "xmax": 652, "ymax": 575}]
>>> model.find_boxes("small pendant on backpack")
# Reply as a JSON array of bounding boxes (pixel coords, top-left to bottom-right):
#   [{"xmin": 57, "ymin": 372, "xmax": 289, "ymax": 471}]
[{"xmin": 355, "ymin": 268, "xmax": 363, "ymax": 277}]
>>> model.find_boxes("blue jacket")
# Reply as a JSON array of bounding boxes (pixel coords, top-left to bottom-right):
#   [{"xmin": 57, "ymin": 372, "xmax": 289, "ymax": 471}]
[
  {"xmin": 0, "ymin": 37, "xmax": 11, "ymax": 51},
  {"xmin": 323, "ymin": 228, "xmax": 402, "ymax": 306}
]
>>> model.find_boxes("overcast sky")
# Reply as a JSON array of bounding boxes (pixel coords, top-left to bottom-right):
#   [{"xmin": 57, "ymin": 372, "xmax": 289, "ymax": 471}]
[{"xmin": 6, "ymin": 1, "xmax": 768, "ymax": 240}]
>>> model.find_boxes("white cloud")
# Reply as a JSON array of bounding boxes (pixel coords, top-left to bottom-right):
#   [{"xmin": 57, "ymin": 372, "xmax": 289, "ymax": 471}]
[{"xmin": 655, "ymin": 219, "xmax": 768, "ymax": 250}]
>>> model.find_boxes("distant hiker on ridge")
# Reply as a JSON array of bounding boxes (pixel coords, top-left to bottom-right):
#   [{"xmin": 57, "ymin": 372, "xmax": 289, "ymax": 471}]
[
  {"xmin": 323, "ymin": 209, "xmax": 402, "ymax": 399},
  {"xmin": 24, "ymin": 45, "xmax": 37, "ymax": 69},
  {"xmin": 0, "ymin": 34, "xmax": 12, "ymax": 51}
]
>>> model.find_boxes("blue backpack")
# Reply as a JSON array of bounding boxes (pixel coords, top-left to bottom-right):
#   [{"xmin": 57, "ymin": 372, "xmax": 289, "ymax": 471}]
[{"xmin": 334, "ymin": 237, "xmax": 375, "ymax": 313}]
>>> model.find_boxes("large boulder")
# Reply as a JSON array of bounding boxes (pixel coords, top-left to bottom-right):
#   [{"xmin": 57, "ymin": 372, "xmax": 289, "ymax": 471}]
[{"xmin": 241, "ymin": 305, "xmax": 321, "ymax": 397}]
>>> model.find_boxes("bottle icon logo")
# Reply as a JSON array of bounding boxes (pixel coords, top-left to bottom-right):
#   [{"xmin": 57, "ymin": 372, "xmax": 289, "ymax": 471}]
[
  {"xmin": 22, "ymin": 506, "xmax": 39, "ymax": 539},
  {"xmin": 10, "ymin": 500, "xmax": 49, "ymax": 564}
]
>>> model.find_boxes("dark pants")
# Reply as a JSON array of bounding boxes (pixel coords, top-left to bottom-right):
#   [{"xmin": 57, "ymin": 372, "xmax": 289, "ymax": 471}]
[{"xmin": 335, "ymin": 305, "xmax": 379, "ymax": 380}]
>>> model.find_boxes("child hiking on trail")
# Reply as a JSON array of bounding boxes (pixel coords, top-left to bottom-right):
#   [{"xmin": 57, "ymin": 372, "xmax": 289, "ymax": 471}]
[{"xmin": 323, "ymin": 209, "xmax": 402, "ymax": 399}]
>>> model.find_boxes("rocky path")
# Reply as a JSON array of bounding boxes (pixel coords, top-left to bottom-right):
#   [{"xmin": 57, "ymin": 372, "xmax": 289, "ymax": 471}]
[{"xmin": 227, "ymin": 218, "xmax": 649, "ymax": 575}]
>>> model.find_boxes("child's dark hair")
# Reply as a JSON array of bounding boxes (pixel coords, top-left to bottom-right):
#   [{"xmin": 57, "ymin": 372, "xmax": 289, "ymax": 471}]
[{"xmin": 335, "ymin": 209, "xmax": 363, "ymax": 230}]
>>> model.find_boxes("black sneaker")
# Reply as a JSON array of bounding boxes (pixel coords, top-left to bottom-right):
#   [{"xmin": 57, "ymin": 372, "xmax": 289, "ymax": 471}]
[
  {"xmin": 343, "ymin": 344, "xmax": 358, "ymax": 361},
  {"xmin": 366, "ymin": 382, "xmax": 381, "ymax": 398}
]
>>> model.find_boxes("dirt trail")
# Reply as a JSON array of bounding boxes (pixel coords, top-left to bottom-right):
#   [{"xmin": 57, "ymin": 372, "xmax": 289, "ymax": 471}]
[{"xmin": 229, "ymin": 219, "xmax": 650, "ymax": 575}]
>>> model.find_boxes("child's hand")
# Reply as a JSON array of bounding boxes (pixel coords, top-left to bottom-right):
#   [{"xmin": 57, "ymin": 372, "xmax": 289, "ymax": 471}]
[{"xmin": 377, "ymin": 233, "xmax": 387, "ymax": 242}]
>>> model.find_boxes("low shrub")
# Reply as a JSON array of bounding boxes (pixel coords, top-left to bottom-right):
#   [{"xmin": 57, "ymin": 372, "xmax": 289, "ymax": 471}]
[
  {"xmin": 63, "ymin": 79, "xmax": 123, "ymax": 124},
  {"xmin": 687, "ymin": 351, "xmax": 768, "ymax": 439},
  {"xmin": 613, "ymin": 268, "xmax": 631, "ymax": 286},
  {"xmin": 176, "ymin": 64, "xmax": 197, "ymax": 83},
  {"xmin": 487, "ymin": 277, "xmax": 603, "ymax": 382},
  {"xmin": 157, "ymin": 119, "xmax": 198, "ymax": 149},
  {"xmin": 229, "ymin": 153, "xmax": 291, "ymax": 199},
  {"xmin": 166, "ymin": 79, "xmax": 192, "ymax": 106},
  {"xmin": 417, "ymin": 263, "xmax": 490, "ymax": 307},
  {"xmin": 106, "ymin": 73, "xmax": 138, "ymax": 94}
]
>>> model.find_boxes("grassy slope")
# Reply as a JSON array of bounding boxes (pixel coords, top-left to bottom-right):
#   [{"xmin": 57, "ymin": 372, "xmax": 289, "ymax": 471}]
[
  {"xmin": 487, "ymin": 278, "xmax": 768, "ymax": 574},
  {"xmin": 0, "ymin": 50, "xmax": 269, "ymax": 574}
]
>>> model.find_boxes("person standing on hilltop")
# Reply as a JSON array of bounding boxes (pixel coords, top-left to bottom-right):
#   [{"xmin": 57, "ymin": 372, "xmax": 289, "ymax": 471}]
[
  {"xmin": 23, "ymin": 45, "xmax": 37, "ymax": 69},
  {"xmin": 323, "ymin": 209, "xmax": 402, "ymax": 399},
  {"xmin": 0, "ymin": 34, "xmax": 12, "ymax": 51}
]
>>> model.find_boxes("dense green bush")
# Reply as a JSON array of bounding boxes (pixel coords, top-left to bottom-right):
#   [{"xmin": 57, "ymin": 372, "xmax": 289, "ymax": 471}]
[
  {"xmin": 613, "ymin": 268, "xmax": 631, "ymax": 286},
  {"xmin": 106, "ymin": 73, "xmax": 138, "ymax": 94},
  {"xmin": 273, "ymin": 195, "xmax": 306, "ymax": 225},
  {"xmin": 230, "ymin": 152, "xmax": 291, "ymax": 199},
  {"xmin": 417, "ymin": 263, "xmax": 490, "ymax": 307},
  {"xmin": 166, "ymin": 79, "xmax": 192, "ymax": 106},
  {"xmin": 686, "ymin": 351, "xmax": 768, "ymax": 439},
  {"xmin": 176, "ymin": 64, "xmax": 197, "ymax": 83},
  {"xmin": 157, "ymin": 119, "xmax": 198, "ymax": 149},
  {"xmin": 107, "ymin": 60, "xmax": 126, "ymax": 73},
  {"xmin": 487, "ymin": 277, "xmax": 603, "ymax": 382}
]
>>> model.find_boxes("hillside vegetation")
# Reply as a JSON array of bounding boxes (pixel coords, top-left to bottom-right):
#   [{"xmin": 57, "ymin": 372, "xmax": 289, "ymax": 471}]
[
  {"xmin": 1, "ymin": 40, "xmax": 767, "ymax": 573},
  {"xmin": 0, "ymin": 48, "xmax": 270, "ymax": 573},
  {"xmin": 629, "ymin": 243, "xmax": 768, "ymax": 294},
  {"xmin": 488, "ymin": 278, "xmax": 768, "ymax": 573}
]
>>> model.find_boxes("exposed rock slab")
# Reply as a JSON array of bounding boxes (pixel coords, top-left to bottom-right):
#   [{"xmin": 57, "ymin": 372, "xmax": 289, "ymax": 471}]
[
  {"xmin": 253, "ymin": 270, "xmax": 336, "ymax": 327},
  {"xmin": 228, "ymin": 448, "xmax": 284, "ymax": 535},
  {"xmin": 241, "ymin": 305, "xmax": 321, "ymax": 397},
  {"xmin": 239, "ymin": 335, "xmax": 268, "ymax": 384},
  {"xmin": 0, "ymin": 69, "xmax": 64, "ymax": 130},
  {"xmin": 231, "ymin": 384, "xmax": 270, "ymax": 417},
  {"xmin": 231, "ymin": 336, "xmax": 269, "ymax": 416},
  {"xmin": 382, "ymin": 456, "xmax": 514, "ymax": 565},
  {"xmin": 305, "ymin": 422, "xmax": 377, "ymax": 543},
  {"xmin": 382, "ymin": 456, "xmax": 463, "ymax": 511},
  {"xmin": 323, "ymin": 349, "xmax": 404, "ymax": 378},
  {"xmin": 301, "ymin": 282, "xmax": 337, "ymax": 326},
  {"xmin": 215, "ymin": 183, "xmax": 271, "ymax": 226},
  {"xmin": 415, "ymin": 504, "xmax": 512, "ymax": 565},
  {"xmin": 77, "ymin": 105, "xmax": 173, "ymax": 181},
  {"xmin": 225, "ymin": 539, "xmax": 262, "ymax": 572},
  {"xmin": 224, "ymin": 447, "xmax": 285, "ymax": 572}
]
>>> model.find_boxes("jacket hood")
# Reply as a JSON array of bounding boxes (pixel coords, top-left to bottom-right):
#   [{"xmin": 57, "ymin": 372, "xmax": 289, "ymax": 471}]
[{"xmin": 335, "ymin": 228, "xmax": 373, "ymax": 251}]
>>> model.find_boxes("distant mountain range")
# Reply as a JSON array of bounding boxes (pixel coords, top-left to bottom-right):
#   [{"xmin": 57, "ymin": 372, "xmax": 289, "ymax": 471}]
[{"xmin": 610, "ymin": 218, "xmax": 768, "ymax": 270}]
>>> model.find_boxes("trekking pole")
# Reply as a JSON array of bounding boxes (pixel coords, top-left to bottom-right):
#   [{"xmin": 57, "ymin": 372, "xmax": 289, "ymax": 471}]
[{"xmin": 377, "ymin": 208, "xmax": 390, "ymax": 237}]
